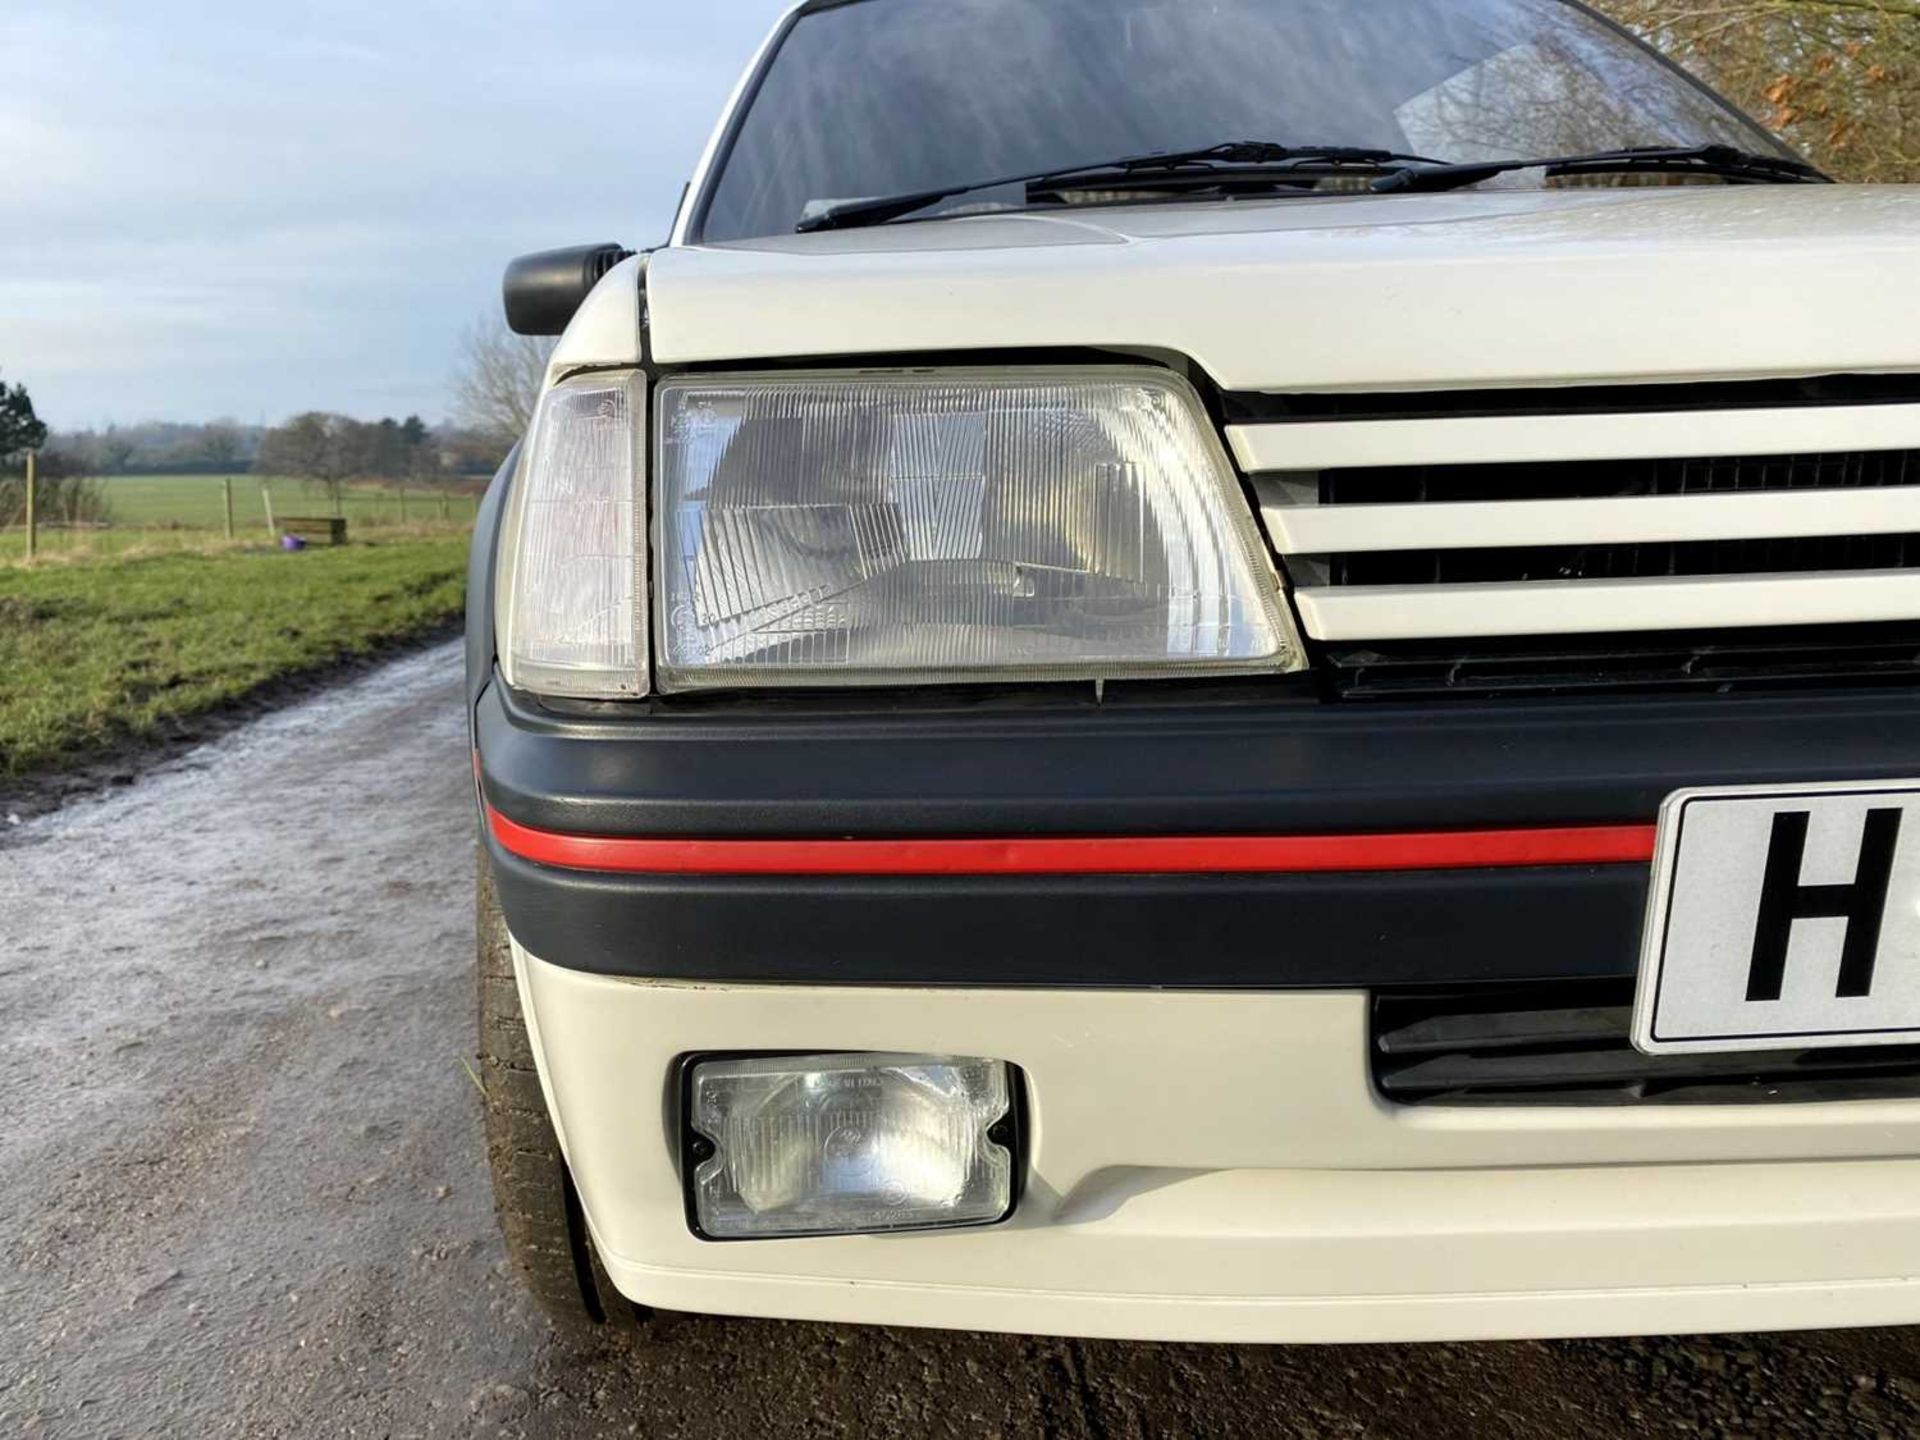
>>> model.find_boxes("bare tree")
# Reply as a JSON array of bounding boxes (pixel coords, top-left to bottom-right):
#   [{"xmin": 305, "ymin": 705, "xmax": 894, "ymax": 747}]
[
  {"xmin": 101, "ymin": 429, "xmax": 135, "ymax": 474},
  {"xmin": 452, "ymin": 318, "xmax": 554, "ymax": 446},
  {"xmin": 257, "ymin": 412, "xmax": 359, "ymax": 516},
  {"xmin": 199, "ymin": 422, "xmax": 243, "ymax": 469}
]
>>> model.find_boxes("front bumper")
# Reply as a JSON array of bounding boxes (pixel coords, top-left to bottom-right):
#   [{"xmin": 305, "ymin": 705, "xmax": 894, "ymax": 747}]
[
  {"xmin": 480, "ymin": 674, "xmax": 1920, "ymax": 1340},
  {"xmin": 517, "ymin": 948, "xmax": 1920, "ymax": 1343}
]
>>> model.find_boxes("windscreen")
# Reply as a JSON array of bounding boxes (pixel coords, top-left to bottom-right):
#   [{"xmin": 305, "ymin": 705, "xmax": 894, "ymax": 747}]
[{"xmin": 698, "ymin": 0, "xmax": 1789, "ymax": 242}]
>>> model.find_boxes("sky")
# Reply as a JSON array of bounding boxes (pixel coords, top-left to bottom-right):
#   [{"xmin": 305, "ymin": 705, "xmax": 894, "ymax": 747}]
[{"xmin": 0, "ymin": 0, "xmax": 797, "ymax": 430}]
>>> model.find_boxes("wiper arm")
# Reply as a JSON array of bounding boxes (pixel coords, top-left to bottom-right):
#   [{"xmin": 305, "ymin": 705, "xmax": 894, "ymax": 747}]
[
  {"xmin": 1371, "ymin": 144, "xmax": 1828, "ymax": 195},
  {"xmin": 796, "ymin": 141, "xmax": 1440, "ymax": 234},
  {"xmin": 1036, "ymin": 140, "xmax": 1443, "ymax": 182}
]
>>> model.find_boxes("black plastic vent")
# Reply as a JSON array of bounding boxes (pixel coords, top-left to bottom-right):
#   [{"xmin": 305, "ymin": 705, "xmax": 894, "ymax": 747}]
[
  {"xmin": 1329, "ymin": 622, "xmax": 1920, "ymax": 700},
  {"xmin": 1221, "ymin": 373, "xmax": 1920, "ymax": 423},
  {"xmin": 1373, "ymin": 981, "xmax": 1920, "ymax": 1107}
]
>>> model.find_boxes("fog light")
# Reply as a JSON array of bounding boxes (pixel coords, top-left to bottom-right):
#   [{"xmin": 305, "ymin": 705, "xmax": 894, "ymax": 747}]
[{"xmin": 686, "ymin": 1054, "xmax": 1015, "ymax": 1239}]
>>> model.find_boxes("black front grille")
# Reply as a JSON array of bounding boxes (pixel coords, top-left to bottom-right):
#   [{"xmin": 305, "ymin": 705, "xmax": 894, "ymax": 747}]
[
  {"xmin": 1324, "ymin": 449, "xmax": 1920, "ymax": 589},
  {"xmin": 1373, "ymin": 981, "xmax": 1920, "ymax": 1107},
  {"xmin": 1335, "ymin": 532, "xmax": 1920, "ymax": 587},
  {"xmin": 1222, "ymin": 372, "xmax": 1920, "ymax": 423},
  {"xmin": 1329, "ymin": 622, "xmax": 1920, "ymax": 700},
  {"xmin": 1295, "ymin": 442, "xmax": 1920, "ymax": 697}
]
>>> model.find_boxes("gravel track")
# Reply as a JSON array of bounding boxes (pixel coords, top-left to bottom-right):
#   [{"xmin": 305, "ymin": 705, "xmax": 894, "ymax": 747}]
[{"xmin": 3, "ymin": 641, "xmax": 1918, "ymax": 1438}]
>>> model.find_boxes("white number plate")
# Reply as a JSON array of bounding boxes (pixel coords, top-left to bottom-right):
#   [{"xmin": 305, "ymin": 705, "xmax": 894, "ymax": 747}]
[{"xmin": 1633, "ymin": 780, "xmax": 1920, "ymax": 1055}]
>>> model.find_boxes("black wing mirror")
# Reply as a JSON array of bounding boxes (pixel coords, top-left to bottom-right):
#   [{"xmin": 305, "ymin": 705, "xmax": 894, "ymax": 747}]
[{"xmin": 502, "ymin": 244, "xmax": 635, "ymax": 336}]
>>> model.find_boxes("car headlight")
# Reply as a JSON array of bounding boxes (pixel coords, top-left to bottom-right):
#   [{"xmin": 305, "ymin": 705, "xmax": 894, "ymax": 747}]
[
  {"xmin": 653, "ymin": 369, "xmax": 1299, "ymax": 691},
  {"xmin": 497, "ymin": 369, "xmax": 648, "ymax": 698}
]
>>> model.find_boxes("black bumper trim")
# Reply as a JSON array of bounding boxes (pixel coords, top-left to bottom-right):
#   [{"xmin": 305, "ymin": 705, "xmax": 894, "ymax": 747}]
[
  {"xmin": 477, "ymin": 676, "xmax": 1920, "ymax": 841},
  {"xmin": 477, "ymin": 675, "xmax": 1920, "ymax": 989},
  {"xmin": 489, "ymin": 839, "xmax": 1649, "ymax": 989}
]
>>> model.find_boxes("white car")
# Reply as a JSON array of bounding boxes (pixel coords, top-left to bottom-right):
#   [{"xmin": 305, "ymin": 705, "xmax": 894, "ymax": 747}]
[{"xmin": 467, "ymin": 0, "xmax": 1920, "ymax": 1344}]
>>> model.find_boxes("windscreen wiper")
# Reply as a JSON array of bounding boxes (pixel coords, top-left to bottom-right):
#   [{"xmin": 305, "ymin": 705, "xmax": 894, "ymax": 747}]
[
  {"xmin": 1371, "ymin": 144, "xmax": 1827, "ymax": 195},
  {"xmin": 796, "ymin": 141, "xmax": 1443, "ymax": 234}
]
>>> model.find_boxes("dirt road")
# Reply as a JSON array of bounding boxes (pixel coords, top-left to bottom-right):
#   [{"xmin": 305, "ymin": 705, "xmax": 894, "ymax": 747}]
[{"xmin": 4, "ymin": 641, "xmax": 1920, "ymax": 1438}]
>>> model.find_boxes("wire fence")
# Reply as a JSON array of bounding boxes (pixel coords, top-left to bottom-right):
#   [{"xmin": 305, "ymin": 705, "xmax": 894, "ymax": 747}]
[{"xmin": 0, "ymin": 471, "xmax": 481, "ymax": 560}]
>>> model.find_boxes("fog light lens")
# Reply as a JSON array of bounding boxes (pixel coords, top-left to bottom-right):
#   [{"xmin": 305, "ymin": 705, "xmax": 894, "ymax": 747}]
[{"xmin": 687, "ymin": 1054, "xmax": 1014, "ymax": 1239}]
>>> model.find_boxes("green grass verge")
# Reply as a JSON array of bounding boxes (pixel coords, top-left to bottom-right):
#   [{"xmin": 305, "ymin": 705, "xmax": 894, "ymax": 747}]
[{"xmin": 0, "ymin": 535, "xmax": 469, "ymax": 778}]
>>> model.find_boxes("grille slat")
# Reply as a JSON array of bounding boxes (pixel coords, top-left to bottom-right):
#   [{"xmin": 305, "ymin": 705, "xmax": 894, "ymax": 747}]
[
  {"xmin": 1375, "ymin": 1003, "xmax": 1629, "ymax": 1055},
  {"xmin": 1373, "ymin": 983, "xmax": 1920, "ymax": 1107},
  {"xmin": 1226, "ymin": 401, "xmax": 1920, "ymax": 474},
  {"xmin": 1264, "ymin": 485, "xmax": 1920, "ymax": 558},
  {"xmin": 1296, "ymin": 568, "xmax": 1920, "ymax": 643}
]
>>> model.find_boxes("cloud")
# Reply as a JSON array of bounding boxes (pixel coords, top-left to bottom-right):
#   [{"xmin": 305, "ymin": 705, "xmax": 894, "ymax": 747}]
[{"xmin": 0, "ymin": 0, "xmax": 794, "ymax": 425}]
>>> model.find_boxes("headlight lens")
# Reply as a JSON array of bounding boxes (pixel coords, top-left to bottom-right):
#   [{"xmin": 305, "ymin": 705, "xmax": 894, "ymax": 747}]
[
  {"xmin": 498, "ymin": 370, "xmax": 647, "ymax": 698},
  {"xmin": 654, "ymin": 370, "xmax": 1297, "ymax": 690}
]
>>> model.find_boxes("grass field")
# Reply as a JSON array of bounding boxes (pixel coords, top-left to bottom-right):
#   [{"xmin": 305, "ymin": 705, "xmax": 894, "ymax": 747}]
[
  {"xmin": 0, "ymin": 534, "xmax": 470, "ymax": 779},
  {"xmin": 0, "ymin": 474, "xmax": 480, "ymax": 560}
]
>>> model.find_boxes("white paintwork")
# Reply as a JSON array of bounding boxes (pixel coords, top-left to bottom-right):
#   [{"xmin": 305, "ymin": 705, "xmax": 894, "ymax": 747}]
[
  {"xmin": 545, "ymin": 253, "xmax": 646, "ymax": 380},
  {"xmin": 1230, "ymin": 403, "xmax": 1920, "ymax": 474},
  {"xmin": 516, "ymin": 946, "xmax": 1920, "ymax": 1343},
  {"xmin": 1265, "ymin": 485, "xmax": 1920, "ymax": 555},
  {"xmin": 647, "ymin": 186, "xmax": 1920, "ymax": 394},
  {"xmin": 1297, "ymin": 568, "xmax": 1920, "ymax": 641}
]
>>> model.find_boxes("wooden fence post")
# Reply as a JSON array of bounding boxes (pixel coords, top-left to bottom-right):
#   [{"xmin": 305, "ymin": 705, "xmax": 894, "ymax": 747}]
[
  {"xmin": 223, "ymin": 476, "xmax": 235, "ymax": 540},
  {"xmin": 439, "ymin": 489, "xmax": 450, "ymax": 522},
  {"xmin": 24, "ymin": 450, "xmax": 37, "ymax": 559},
  {"xmin": 261, "ymin": 480, "xmax": 276, "ymax": 538}
]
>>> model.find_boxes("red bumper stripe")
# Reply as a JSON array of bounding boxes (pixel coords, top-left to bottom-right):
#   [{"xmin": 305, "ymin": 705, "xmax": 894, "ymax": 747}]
[{"xmin": 485, "ymin": 805, "xmax": 1656, "ymax": 877}]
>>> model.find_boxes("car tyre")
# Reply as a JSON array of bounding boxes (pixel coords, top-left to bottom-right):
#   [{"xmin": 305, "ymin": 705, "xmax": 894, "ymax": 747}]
[{"xmin": 477, "ymin": 851, "xmax": 654, "ymax": 1335}]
